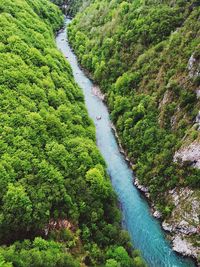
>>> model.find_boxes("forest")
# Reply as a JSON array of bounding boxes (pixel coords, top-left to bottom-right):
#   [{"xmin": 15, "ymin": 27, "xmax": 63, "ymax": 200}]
[
  {"xmin": 0, "ymin": 0, "xmax": 147, "ymax": 266},
  {"xmin": 51, "ymin": 0, "xmax": 89, "ymax": 15},
  {"xmin": 68, "ymin": 0, "xmax": 200, "ymax": 258},
  {"xmin": 68, "ymin": 0, "xmax": 200, "ymax": 209}
]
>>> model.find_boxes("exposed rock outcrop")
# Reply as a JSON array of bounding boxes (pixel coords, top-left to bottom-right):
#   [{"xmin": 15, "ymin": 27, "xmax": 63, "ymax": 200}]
[
  {"xmin": 134, "ymin": 178, "xmax": 149, "ymax": 194},
  {"xmin": 92, "ymin": 85, "xmax": 105, "ymax": 101},
  {"xmin": 174, "ymin": 141, "xmax": 200, "ymax": 169},
  {"xmin": 44, "ymin": 219, "xmax": 75, "ymax": 236},
  {"xmin": 152, "ymin": 210, "xmax": 162, "ymax": 219},
  {"xmin": 134, "ymin": 180, "xmax": 200, "ymax": 261},
  {"xmin": 163, "ymin": 188, "xmax": 200, "ymax": 260},
  {"xmin": 188, "ymin": 53, "xmax": 200, "ymax": 80},
  {"xmin": 172, "ymin": 236, "xmax": 198, "ymax": 259},
  {"xmin": 196, "ymin": 89, "xmax": 200, "ymax": 99},
  {"xmin": 111, "ymin": 106, "xmax": 200, "ymax": 262}
]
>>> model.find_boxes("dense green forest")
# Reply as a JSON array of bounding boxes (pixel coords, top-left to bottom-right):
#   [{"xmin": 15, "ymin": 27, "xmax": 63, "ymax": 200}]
[
  {"xmin": 51, "ymin": 0, "xmax": 89, "ymax": 15},
  {"xmin": 68, "ymin": 0, "xmax": 200, "ymax": 253},
  {"xmin": 0, "ymin": 0, "xmax": 147, "ymax": 266}
]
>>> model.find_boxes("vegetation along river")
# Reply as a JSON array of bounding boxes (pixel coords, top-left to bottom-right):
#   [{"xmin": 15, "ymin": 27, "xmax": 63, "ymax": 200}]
[{"xmin": 56, "ymin": 18, "xmax": 195, "ymax": 267}]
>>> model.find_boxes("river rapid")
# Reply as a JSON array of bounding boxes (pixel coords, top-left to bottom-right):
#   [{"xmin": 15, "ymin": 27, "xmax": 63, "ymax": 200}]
[{"xmin": 56, "ymin": 18, "xmax": 195, "ymax": 267}]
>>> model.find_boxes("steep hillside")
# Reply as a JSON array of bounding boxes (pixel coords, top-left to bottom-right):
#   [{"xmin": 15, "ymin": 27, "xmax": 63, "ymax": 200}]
[
  {"xmin": 68, "ymin": 0, "xmax": 200, "ymax": 261},
  {"xmin": 51, "ymin": 0, "xmax": 90, "ymax": 15},
  {"xmin": 0, "ymin": 0, "xmax": 146, "ymax": 266},
  {"xmin": 68, "ymin": 0, "xmax": 90, "ymax": 15}
]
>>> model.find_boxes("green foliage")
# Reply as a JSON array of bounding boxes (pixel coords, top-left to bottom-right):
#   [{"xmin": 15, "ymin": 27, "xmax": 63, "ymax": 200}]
[
  {"xmin": 0, "ymin": 0, "xmax": 143, "ymax": 266},
  {"xmin": 105, "ymin": 259, "xmax": 119, "ymax": 267},
  {"xmin": 106, "ymin": 246, "xmax": 132, "ymax": 267},
  {"xmin": 69, "ymin": 0, "xmax": 200, "ymax": 214},
  {"xmin": 0, "ymin": 254, "xmax": 13, "ymax": 267},
  {"xmin": 0, "ymin": 0, "xmax": 145, "ymax": 267},
  {"xmin": 51, "ymin": 0, "xmax": 91, "ymax": 16},
  {"xmin": 0, "ymin": 238, "xmax": 80, "ymax": 267},
  {"xmin": 0, "ymin": 184, "xmax": 33, "ymax": 233}
]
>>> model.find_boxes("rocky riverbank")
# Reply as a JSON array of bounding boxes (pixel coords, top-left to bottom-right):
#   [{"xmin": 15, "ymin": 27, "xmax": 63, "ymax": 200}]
[
  {"xmin": 110, "ymin": 122, "xmax": 199, "ymax": 265},
  {"xmin": 71, "ymin": 48, "xmax": 199, "ymax": 266},
  {"xmin": 134, "ymin": 179, "xmax": 200, "ymax": 264},
  {"xmin": 163, "ymin": 187, "xmax": 200, "ymax": 261},
  {"xmin": 92, "ymin": 85, "xmax": 105, "ymax": 101}
]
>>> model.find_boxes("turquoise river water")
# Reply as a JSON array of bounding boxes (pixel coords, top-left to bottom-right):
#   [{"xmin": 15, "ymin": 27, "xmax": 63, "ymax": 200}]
[{"xmin": 56, "ymin": 19, "xmax": 195, "ymax": 267}]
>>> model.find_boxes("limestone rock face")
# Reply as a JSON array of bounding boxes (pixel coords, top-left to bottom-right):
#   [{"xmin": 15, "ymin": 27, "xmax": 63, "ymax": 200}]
[
  {"xmin": 162, "ymin": 222, "xmax": 173, "ymax": 232},
  {"xmin": 174, "ymin": 142, "xmax": 200, "ymax": 169},
  {"xmin": 134, "ymin": 178, "xmax": 149, "ymax": 193},
  {"xmin": 196, "ymin": 89, "xmax": 200, "ymax": 99},
  {"xmin": 163, "ymin": 188, "xmax": 200, "ymax": 259},
  {"xmin": 188, "ymin": 53, "xmax": 200, "ymax": 80},
  {"xmin": 153, "ymin": 210, "xmax": 162, "ymax": 219},
  {"xmin": 166, "ymin": 188, "xmax": 199, "ymax": 231},
  {"xmin": 92, "ymin": 85, "xmax": 105, "ymax": 101},
  {"xmin": 134, "ymin": 178, "xmax": 200, "ymax": 261},
  {"xmin": 172, "ymin": 236, "xmax": 198, "ymax": 258}
]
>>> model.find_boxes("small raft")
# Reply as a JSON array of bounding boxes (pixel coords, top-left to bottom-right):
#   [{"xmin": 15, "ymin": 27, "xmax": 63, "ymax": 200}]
[{"xmin": 96, "ymin": 116, "xmax": 102, "ymax": 120}]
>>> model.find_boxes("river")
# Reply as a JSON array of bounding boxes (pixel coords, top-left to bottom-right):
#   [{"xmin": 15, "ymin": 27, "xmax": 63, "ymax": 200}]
[{"xmin": 56, "ymin": 18, "xmax": 195, "ymax": 267}]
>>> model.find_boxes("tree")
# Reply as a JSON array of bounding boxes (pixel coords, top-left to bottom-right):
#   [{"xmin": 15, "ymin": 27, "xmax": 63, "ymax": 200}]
[
  {"xmin": 106, "ymin": 246, "xmax": 131, "ymax": 267},
  {"xmin": 1, "ymin": 184, "xmax": 32, "ymax": 233},
  {"xmin": 0, "ymin": 254, "xmax": 13, "ymax": 267},
  {"xmin": 105, "ymin": 259, "xmax": 120, "ymax": 267},
  {"xmin": 86, "ymin": 168, "xmax": 110, "ymax": 198}
]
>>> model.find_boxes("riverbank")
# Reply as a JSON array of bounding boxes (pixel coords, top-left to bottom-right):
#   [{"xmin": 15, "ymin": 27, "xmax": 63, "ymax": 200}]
[
  {"xmin": 110, "ymin": 124, "xmax": 199, "ymax": 266},
  {"xmin": 62, "ymin": 17, "xmax": 197, "ymax": 266},
  {"xmin": 75, "ymin": 64, "xmax": 199, "ymax": 265},
  {"xmin": 66, "ymin": 41, "xmax": 199, "ymax": 266},
  {"xmin": 71, "ymin": 51, "xmax": 199, "ymax": 266}
]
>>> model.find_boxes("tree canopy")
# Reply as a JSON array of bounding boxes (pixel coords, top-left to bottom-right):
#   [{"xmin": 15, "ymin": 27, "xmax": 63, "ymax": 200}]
[
  {"xmin": 68, "ymin": 0, "xmax": 200, "ymax": 254},
  {"xmin": 0, "ymin": 0, "xmax": 146, "ymax": 266}
]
